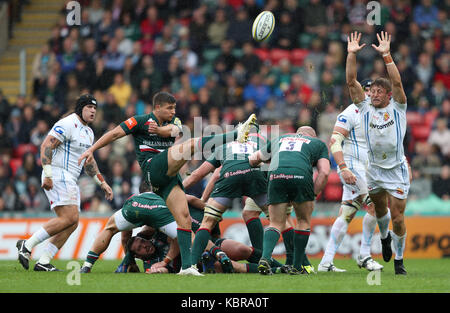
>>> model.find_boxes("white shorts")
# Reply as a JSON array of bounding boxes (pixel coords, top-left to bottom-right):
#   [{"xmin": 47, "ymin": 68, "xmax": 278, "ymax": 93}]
[
  {"xmin": 113, "ymin": 210, "xmax": 178, "ymax": 239},
  {"xmin": 43, "ymin": 178, "xmax": 80, "ymax": 211},
  {"xmin": 366, "ymin": 160, "xmax": 410, "ymax": 200},
  {"xmin": 339, "ymin": 167, "xmax": 368, "ymax": 201}
]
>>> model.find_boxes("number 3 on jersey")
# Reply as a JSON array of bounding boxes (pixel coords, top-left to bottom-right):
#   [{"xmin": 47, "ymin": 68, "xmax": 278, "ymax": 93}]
[{"xmin": 280, "ymin": 140, "xmax": 303, "ymax": 152}]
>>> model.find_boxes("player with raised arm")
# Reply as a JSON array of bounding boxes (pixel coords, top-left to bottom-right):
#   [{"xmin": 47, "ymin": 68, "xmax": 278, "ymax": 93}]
[
  {"xmin": 16, "ymin": 94, "xmax": 113, "ymax": 271},
  {"xmin": 346, "ymin": 31, "xmax": 409, "ymax": 275},
  {"xmin": 249, "ymin": 126, "xmax": 330, "ymax": 275},
  {"xmin": 78, "ymin": 91, "xmax": 256, "ymax": 276},
  {"xmin": 318, "ymin": 80, "xmax": 383, "ymax": 272}
]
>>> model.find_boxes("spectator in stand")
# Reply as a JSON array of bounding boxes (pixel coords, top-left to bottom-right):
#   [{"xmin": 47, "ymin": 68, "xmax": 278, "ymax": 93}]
[
  {"xmin": 102, "ymin": 92, "xmax": 124, "ymax": 126},
  {"xmin": 104, "ymin": 38, "xmax": 126, "ymax": 72},
  {"xmin": 57, "ymin": 37, "xmax": 78, "ymax": 74},
  {"xmin": 87, "ymin": 0, "xmax": 105, "ymax": 25},
  {"xmin": 0, "ymin": 123, "xmax": 13, "ymax": 155},
  {"xmin": 1, "ymin": 183, "xmax": 24, "ymax": 211},
  {"xmin": 239, "ymin": 41, "xmax": 262, "ymax": 77},
  {"xmin": 189, "ymin": 7, "xmax": 209, "ymax": 55},
  {"xmin": 207, "ymin": 9, "xmax": 229, "ymax": 48},
  {"xmin": 433, "ymin": 165, "xmax": 450, "ymax": 200},
  {"xmin": 20, "ymin": 152, "xmax": 40, "ymax": 182},
  {"xmin": 152, "ymin": 39, "xmax": 171, "ymax": 73},
  {"xmin": 409, "ymin": 168, "xmax": 432, "ymax": 200},
  {"xmin": 214, "ymin": 39, "xmax": 237, "ymax": 74},
  {"xmin": 108, "ymin": 72, "xmax": 132, "ymax": 109},
  {"xmin": 38, "ymin": 73, "xmax": 65, "ymax": 112},
  {"xmin": 273, "ymin": 10, "xmax": 297, "ymax": 50},
  {"xmin": 17, "ymin": 105, "xmax": 37, "ymax": 145},
  {"xmin": 226, "ymin": 7, "xmax": 252, "ymax": 48},
  {"xmin": 286, "ymin": 73, "xmax": 314, "ymax": 106},
  {"xmin": 120, "ymin": 11, "xmax": 141, "ymax": 42},
  {"xmin": 174, "ymin": 41, "xmax": 199, "ymax": 72},
  {"xmin": 428, "ymin": 118, "xmax": 450, "ymax": 158},
  {"xmin": 30, "ymin": 119, "xmax": 49, "ymax": 149},
  {"xmin": 108, "ymin": 157, "xmax": 131, "ymax": 211},
  {"xmin": 140, "ymin": 6, "xmax": 164, "ymax": 38},
  {"xmin": 243, "ymin": 73, "xmax": 271, "ymax": 111},
  {"xmin": 20, "ymin": 177, "xmax": 49, "ymax": 212},
  {"xmin": 411, "ymin": 142, "xmax": 442, "ymax": 179},
  {"xmin": 32, "ymin": 43, "xmax": 56, "ymax": 96},
  {"xmin": 413, "ymin": 0, "xmax": 439, "ymax": 30}
]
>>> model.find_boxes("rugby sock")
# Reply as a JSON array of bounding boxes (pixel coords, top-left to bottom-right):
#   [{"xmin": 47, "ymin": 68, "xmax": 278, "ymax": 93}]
[
  {"xmin": 377, "ymin": 210, "xmax": 391, "ymax": 239},
  {"xmin": 209, "ymin": 245, "xmax": 223, "ymax": 258},
  {"xmin": 302, "ymin": 254, "xmax": 312, "ymax": 267},
  {"xmin": 83, "ymin": 251, "xmax": 100, "ymax": 268},
  {"xmin": 391, "ymin": 231, "xmax": 407, "ymax": 260},
  {"xmin": 191, "ymin": 228, "xmax": 210, "ymax": 265},
  {"xmin": 360, "ymin": 213, "xmax": 377, "ymax": 258},
  {"xmin": 262, "ymin": 227, "xmax": 281, "ymax": 260},
  {"xmin": 270, "ymin": 257, "xmax": 284, "ymax": 268},
  {"xmin": 281, "ymin": 227, "xmax": 294, "ymax": 265},
  {"xmin": 247, "ymin": 247, "xmax": 262, "ymax": 263},
  {"xmin": 38, "ymin": 242, "xmax": 59, "ymax": 265},
  {"xmin": 293, "ymin": 229, "xmax": 310, "ymax": 270},
  {"xmin": 177, "ymin": 228, "xmax": 193, "ymax": 270},
  {"xmin": 245, "ymin": 217, "xmax": 264, "ymax": 251},
  {"xmin": 320, "ymin": 216, "xmax": 348, "ymax": 265},
  {"xmin": 246, "ymin": 263, "xmax": 259, "ymax": 273},
  {"xmin": 25, "ymin": 227, "xmax": 50, "ymax": 251}
]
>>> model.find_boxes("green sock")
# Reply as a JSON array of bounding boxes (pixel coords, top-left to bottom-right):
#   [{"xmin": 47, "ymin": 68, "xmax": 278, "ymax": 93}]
[
  {"xmin": 270, "ymin": 257, "xmax": 284, "ymax": 267},
  {"xmin": 199, "ymin": 130, "xmax": 237, "ymax": 151},
  {"xmin": 282, "ymin": 227, "xmax": 294, "ymax": 266},
  {"xmin": 246, "ymin": 217, "xmax": 264, "ymax": 251},
  {"xmin": 84, "ymin": 251, "xmax": 100, "ymax": 267},
  {"xmin": 262, "ymin": 227, "xmax": 280, "ymax": 260},
  {"xmin": 247, "ymin": 247, "xmax": 262, "ymax": 263},
  {"xmin": 191, "ymin": 228, "xmax": 211, "ymax": 265},
  {"xmin": 177, "ymin": 228, "xmax": 193, "ymax": 270},
  {"xmin": 293, "ymin": 229, "xmax": 310, "ymax": 270},
  {"xmin": 303, "ymin": 254, "xmax": 311, "ymax": 267},
  {"xmin": 246, "ymin": 263, "xmax": 259, "ymax": 273}
]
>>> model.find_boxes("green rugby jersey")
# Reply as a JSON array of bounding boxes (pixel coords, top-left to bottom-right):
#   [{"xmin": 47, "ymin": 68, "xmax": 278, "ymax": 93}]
[
  {"xmin": 119, "ymin": 112, "xmax": 182, "ymax": 167},
  {"xmin": 263, "ymin": 133, "xmax": 329, "ymax": 172},
  {"xmin": 206, "ymin": 133, "xmax": 267, "ymax": 172}
]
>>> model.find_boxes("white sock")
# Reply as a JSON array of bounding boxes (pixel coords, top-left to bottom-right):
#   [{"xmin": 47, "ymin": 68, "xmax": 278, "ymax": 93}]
[
  {"xmin": 83, "ymin": 262, "xmax": 93, "ymax": 268},
  {"xmin": 377, "ymin": 210, "xmax": 391, "ymax": 239},
  {"xmin": 391, "ymin": 231, "xmax": 407, "ymax": 260},
  {"xmin": 320, "ymin": 216, "xmax": 348, "ymax": 265},
  {"xmin": 25, "ymin": 227, "xmax": 50, "ymax": 251},
  {"xmin": 38, "ymin": 242, "xmax": 59, "ymax": 265},
  {"xmin": 360, "ymin": 213, "xmax": 377, "ymax": 258}
]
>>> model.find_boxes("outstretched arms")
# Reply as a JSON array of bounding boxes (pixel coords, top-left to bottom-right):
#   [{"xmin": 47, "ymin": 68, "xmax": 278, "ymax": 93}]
[{"xmin": 346, "ymin": 32, "xmax": 366, "ymax": 105}]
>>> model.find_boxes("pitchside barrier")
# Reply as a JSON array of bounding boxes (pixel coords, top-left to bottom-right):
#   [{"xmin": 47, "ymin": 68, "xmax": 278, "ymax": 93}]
[{"xmin": 0, "ymin": 215, "xmax": 449, "ymax": 260}]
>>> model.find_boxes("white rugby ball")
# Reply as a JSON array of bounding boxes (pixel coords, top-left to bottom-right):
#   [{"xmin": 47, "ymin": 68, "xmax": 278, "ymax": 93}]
[{"xmin": 252, "ymin": 11, "xmax": 275, "ymax": 42}]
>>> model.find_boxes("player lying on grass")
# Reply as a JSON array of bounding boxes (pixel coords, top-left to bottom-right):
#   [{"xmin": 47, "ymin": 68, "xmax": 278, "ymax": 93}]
[
  {"xmin": 116, "ymin": 227, "xmax": 284, "ymax": 274},
  {"xmin": 80, "ymin": 182, "xmax": 233, "ymax": 274}
]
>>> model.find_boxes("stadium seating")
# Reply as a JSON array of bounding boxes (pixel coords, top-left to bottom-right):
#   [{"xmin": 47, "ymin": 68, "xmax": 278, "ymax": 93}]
[{"xmin": 13, "ymin": 143, "xmax": 38, "ymax": 159}]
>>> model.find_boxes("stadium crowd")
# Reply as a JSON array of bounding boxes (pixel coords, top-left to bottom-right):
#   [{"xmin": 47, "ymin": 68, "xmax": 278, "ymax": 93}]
[{"xmin": 0, "ymin": 0, "xmax": 448, "ymax": 213}]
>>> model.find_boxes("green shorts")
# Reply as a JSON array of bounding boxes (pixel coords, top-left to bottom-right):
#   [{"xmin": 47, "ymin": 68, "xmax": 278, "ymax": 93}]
[
  {"xmin": 210, "ymin": 166, "xmax": 267, "ymax": 199},
  {"xmin": 121, "ymin": 194, "xmax": 174, "ymax": 229},
  {"xmin": 267, "ymin": 167, "xmax": 314, "ymax": 205},
  {"xmin": 142, "ymin": 149, "xmax": 185, "ymax": 200}
]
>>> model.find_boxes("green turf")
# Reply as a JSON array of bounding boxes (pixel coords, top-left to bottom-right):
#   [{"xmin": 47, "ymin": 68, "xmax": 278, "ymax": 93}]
[{"xmin": 1, "ymin": 259, "xmax": 449, "ymax": 293}]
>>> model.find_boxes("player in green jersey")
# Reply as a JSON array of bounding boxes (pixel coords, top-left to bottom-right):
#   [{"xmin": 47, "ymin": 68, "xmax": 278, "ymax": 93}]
[
  {"xmin": 182, "ymin": 132, "xmax": 269, "ymax": 267},
  {"xmin": 249, "ymin": 126, "xmax": 330, "ymax": 275},
  {"xmin": 78, "ymin": 91, "xmax": 257, "ymax": 276}
]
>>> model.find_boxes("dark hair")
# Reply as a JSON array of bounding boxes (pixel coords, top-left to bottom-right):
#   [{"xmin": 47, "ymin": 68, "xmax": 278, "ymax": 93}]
[
  {"xmin": 152, "ymin": 91, "xmax": 176, "ymax": 107},
  {"xmin": 126, "ymin": 236, "xmax": 138, "ymax": 257},
  {"xmin": 139, "ymin": 180, "xmax": 152, "ymax": 193},
  {"xmin": 371, "ymin": 77, "xmax": 392, "ymax": 93}
]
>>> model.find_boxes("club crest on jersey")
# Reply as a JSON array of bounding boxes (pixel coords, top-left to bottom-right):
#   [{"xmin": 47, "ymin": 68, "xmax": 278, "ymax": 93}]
[
  {"xmin": 383, "ymin": 112, "xmax": 390, "ymax": 121},
  {"xmin": 337, "ymin": 115, "xmax": 347, "ymax": 123}
]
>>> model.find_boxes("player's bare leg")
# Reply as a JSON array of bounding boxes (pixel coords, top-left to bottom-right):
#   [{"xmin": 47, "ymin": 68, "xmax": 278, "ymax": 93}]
[
  {"xmin": 17, "ymin": 204, "xmax": 79, "ymax": 270},
  {"xmin": 387, "ymin": 194, "xmax": 407, "ymax": 275},
  {"xmin": 80, "ymin": 216, "xmax": 120, "ymax": 273},
  {"xmin": 369, "ymin": 190, "xmax": 393, "ymax": 263}
]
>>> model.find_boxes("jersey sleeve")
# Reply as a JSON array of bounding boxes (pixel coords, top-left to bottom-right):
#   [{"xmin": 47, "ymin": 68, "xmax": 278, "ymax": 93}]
[
  {"xmin": 205, "ymin": 146, "xmax": 222, "ymax": 168},
  {"xmin": 120, "ymin": 115, "xmax": 147, "ymax": 135},
  {"xmin": 312, "ymin": 140, "xmax": 330, "ymax": 166},
  {"xmin": 48, "ymin": 118, "xmax": 71, "ymax": 143},
  {"xmin": 335, "ymin": 111, "xmax": 352, "ymax": 132}
]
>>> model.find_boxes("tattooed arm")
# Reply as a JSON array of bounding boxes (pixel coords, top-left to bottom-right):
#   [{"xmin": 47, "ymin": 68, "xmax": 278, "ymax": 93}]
[
  {"xmin": 84, "ymin": 157, "xmax": 114, "ymax": 201},
  {"xmin": 40, "ymin": 135, "xmax": 62, "ymax": 190}
]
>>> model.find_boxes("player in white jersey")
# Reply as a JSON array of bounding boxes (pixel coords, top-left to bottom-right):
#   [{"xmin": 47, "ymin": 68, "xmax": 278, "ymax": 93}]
[
  {"xmin": 318, "ymin": 80, "xmax": 383, "ymax": 272},
  {"xmin": 16, "ymin": 94, "xmax": 113, "ymax": 271},
  {"xmin": 346, "ymin": 31, "xmax": 409, "ymax": 275}
]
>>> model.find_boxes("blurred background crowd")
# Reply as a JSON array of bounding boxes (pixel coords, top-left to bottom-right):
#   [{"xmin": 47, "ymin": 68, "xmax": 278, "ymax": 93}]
[{"xmin": 0, "ymin": 0, "xmax": 448, "ymax": 213}]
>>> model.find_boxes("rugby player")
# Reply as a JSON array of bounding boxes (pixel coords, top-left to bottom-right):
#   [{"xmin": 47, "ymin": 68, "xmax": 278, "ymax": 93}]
[
  {"xmin": 318, "ymin": 79, "xmax": 384, "ymax": 272},
  {"xmin": 249, "ymin": 126, "xmax": 330, "ymax": 275},
  {"xmin": 346, "ymin": 31, "xmax": 409, "ymax": 274},
  {"xmin": 78, "ymin": 91, "xmax": 256, "ymax": 276},
  {"xmin": 16, "ymin": 94, "xmax": 113, "ymax": 271}
]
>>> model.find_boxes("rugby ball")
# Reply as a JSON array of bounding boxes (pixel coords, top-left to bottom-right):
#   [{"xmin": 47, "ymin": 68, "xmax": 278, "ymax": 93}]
[{"xmin": 252, "ymin": 11, "xmax": 275, "ymax": 42}]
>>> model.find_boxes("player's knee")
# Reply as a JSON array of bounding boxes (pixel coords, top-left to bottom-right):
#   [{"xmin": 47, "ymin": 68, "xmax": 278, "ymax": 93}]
[{"xmin": 391, "ymin": 211, "xmax": 405, "ymax": 226}]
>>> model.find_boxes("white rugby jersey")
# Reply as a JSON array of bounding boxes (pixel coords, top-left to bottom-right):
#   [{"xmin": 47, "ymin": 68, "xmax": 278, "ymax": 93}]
[
  {"xmin": 334, "ymin": 103, "xmax": 368, "ymax": 170},
  {"xmin": 356, "ymin": 97, "xmax": 407, "ymax": 169},
  {"xmin": 46, "ymin": 113, "xmax": 94, "ymax": 182}
]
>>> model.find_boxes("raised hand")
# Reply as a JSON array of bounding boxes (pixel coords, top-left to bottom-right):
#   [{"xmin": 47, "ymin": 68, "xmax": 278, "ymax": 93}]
[
  {"xmin": 372, "ymin": 31, "xmax": 391, "ymax": 55},
  {"xmin": 347, "ymin": 31, "xmax": 366, "ymax": 54}
]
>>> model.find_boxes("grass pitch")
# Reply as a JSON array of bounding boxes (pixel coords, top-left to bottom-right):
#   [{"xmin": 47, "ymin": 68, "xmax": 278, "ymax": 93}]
[{"xmin": 0, "ymin": 259, "xmax": 449, "ymax": 293}]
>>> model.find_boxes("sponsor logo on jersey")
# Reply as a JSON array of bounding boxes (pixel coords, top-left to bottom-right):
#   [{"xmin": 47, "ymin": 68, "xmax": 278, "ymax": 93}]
[
  {"xmin": 369, "ymin": 120, "xmax": 394, "ymax": 129},
  {"xmin": 53, "ymin": 126, "xmax": 64, "ymax": 134},
  {"xmin": 125, "ymin": 117, "xmax": 137, "ymax": 130}
]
